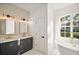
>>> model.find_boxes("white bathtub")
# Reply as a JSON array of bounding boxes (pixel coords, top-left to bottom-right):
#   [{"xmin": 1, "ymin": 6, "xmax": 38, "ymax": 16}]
[
  {"xmin": 58, "ymin": 44, "xmax": 79, "ymax": 55},
  {"xmin": 56, "ymin": 40, "xmax": 79, "ymax": 55}
]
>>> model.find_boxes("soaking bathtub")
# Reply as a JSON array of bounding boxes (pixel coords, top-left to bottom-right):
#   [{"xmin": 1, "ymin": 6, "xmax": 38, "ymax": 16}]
[{"xmin": 56, "ymin": 39, "xmax": 79, "ymax": 55}]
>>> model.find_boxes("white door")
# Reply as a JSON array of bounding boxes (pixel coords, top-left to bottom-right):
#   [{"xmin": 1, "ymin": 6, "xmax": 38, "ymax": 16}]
[
  {"xmin": 36, "ymin": 17, "xmax": 46, "ymax": 53},
  {"xmin": 32, "ymin": 17, "xmax": 47, "ymax": 54}
]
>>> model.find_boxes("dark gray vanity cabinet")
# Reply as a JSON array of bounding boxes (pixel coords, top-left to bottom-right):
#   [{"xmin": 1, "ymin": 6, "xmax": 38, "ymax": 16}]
[
  {"xmin": 0, "ymin": 40, "xmax": 18, "ymax": 55},
  {"xmin": 0, "ymin": 37, "xmax": 33, "ymax": 55},
  {"xmin": 20, "ymin": 37, "xmax": 33, "ymax": 54}
]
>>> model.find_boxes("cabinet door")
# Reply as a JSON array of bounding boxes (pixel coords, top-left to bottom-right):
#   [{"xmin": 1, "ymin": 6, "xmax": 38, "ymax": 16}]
[
  {"xmin": 20, "ymin": 39, "xmax": 28, "ymax": 54},
  {"xmin": 0, "ymin": 40, "xmax": 18, "ymax": 55},
  {"xmin": 0, "ymin": 43, "xmax": 1, "ymax": 54},
  {"xmin": 20, "ymin": 37, "xmax": 33, "ymax": 54},
  {"xmin": 27, "ymin": 37, "xmax": 33, "ymax": 50}
]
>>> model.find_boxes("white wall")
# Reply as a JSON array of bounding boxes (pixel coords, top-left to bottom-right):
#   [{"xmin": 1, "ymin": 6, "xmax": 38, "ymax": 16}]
[
  {"xmin": 28, "ymin": 4, "xmax": 48, "ymax": 54},
  {"xmin": 47, "ymin": 4, "xmax": 55, "ymax": 54}
]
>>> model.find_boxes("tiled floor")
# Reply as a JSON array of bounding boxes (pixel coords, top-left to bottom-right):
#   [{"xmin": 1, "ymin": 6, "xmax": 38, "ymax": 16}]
[
  {"xmin": 52, "ymin": 49, "xmax": 60, "ymax": 55},
  {"xmin": 22, "ymin": 49, "xmax": 44, "ymax": 55}
]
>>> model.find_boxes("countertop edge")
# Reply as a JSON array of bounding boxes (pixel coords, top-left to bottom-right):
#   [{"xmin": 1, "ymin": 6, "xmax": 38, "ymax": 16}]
[{"xmin": 0, "ymin": 36, "xmax": 33, "ymax": 43}]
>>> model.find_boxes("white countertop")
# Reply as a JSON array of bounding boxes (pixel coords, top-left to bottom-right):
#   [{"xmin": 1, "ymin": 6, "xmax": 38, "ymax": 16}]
[
  {"xmin": 20, "ymin": 36, "xmax": 32, "ymax": 39},
  {"xmin": 0, "ymin": 36, "xmax": 32, "ymax": 43},
  {"xmin": 56, "ymin": 39, "xmax": 79, "ymax": 51},
  {"xmin": 0, "ymin": 38, "xmax": 18, "ymax": 43}
]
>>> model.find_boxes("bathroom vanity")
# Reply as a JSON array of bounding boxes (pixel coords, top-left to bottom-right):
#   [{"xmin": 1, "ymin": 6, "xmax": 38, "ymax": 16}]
[
  {"xmin": 0, "ymin": 36, "xmax": 33, "ymax": 55},
  {"xmin": 0, "ymin": 40, "xmax": 18, "ymax": 55},
  {"xmin": 0, "ymin": 16, "xmax": 33, "ymax": 55}
]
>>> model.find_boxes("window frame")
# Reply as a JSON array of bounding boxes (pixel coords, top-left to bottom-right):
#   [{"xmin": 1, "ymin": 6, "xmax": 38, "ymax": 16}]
[{"xmin": 60, "ymin": 14, "xmax": 79, "ymax": 39}]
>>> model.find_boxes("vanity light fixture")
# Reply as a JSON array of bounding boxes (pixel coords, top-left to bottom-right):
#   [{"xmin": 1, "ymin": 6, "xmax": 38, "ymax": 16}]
[
  {"xmin": 6, "ymin": 15, "xmax": 11, "ymax": 18},
  {"xmin": 0, "ymin": 12, "xmax": 15, "ymax": 20},
  {"xmin": 0, "ymin": 15, "xmax": 9, "ymax": 19},
  {"xmin": 22, "ymin": 18, "xmax": 26, "ymax": 21}
]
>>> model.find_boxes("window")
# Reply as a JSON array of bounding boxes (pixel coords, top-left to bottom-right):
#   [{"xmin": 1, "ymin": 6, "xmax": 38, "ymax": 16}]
[
  {"xmin": 73, "ymin": 14, "xmax": 79, "ymax": 39},
  {"xmin": 60, "ymin": 15, "xmax": 71, "ymax": 38},
  {"xmin": 60, "ymin": 14, "xmax": 79, "ymax": 39}
]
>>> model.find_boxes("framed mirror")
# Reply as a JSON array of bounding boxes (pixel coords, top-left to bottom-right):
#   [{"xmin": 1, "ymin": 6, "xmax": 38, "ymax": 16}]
[{"xmin": 19, "ymin": 22, "xmax": 27, "ymax": 34}]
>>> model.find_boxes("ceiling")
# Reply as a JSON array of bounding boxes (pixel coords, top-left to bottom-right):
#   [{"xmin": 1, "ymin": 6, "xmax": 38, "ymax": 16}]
[
  {"xmin": 12, "ymin": 3, "xmax": 74, "ymax": 12},
  {"xmin": 12, "ymin": 3, "xmax": 44, "ymax": 12},
  {"xmin": 50, "ymin": 3, "xmax": 74, "ymax": 10}
]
